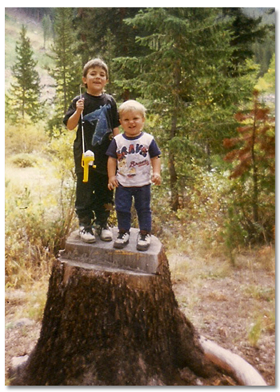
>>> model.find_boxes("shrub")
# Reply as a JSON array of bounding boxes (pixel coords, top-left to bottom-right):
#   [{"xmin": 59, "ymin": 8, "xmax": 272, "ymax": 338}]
[
  {"xmin": 9, "ymin": 153, "xmax": 37, "ymax": 168},
  {"xmin": 5, "ymin": 121, "xmax": 49, "ymax": 155},
  {"xmin": 5, "ymin": 129, "xmax": 77, "ymax": 289}
]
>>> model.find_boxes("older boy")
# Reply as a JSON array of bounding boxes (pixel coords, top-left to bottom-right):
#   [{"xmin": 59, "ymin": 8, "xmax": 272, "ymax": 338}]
[
  {"xmin": 63, "ymin": 58, "xmax": 119, "ymax": 243},
  {"xmin": 106, "ymin": 100, "xmax": 161, "ymax": 251}
]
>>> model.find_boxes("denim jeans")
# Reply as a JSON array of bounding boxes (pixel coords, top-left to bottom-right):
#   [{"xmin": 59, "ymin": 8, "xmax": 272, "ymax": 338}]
[{"xmin": 115, "ymin": 184, "xmax": 152, "ymax": 233}]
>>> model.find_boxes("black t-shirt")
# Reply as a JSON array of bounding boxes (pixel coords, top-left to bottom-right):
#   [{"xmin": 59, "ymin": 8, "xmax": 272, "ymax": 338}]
[{"xmin": 63, "ymin": 92, "xmax": 119, "ymax": 174}]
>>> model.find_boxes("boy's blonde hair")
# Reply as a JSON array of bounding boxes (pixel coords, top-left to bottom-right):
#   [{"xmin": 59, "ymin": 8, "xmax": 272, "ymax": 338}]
[{"xmin": 118, "ymin": 100, "xmax": 146, "ymax": 118}]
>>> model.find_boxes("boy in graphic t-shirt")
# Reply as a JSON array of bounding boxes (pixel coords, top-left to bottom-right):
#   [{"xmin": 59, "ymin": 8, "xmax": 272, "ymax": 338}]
[
  {"xmin": 63, "ymin": 58, "xmax": 119, "ymax": 243},
  {"xmin": 106, "ymin": 100, "xmax": 161, "ymax": 251}
]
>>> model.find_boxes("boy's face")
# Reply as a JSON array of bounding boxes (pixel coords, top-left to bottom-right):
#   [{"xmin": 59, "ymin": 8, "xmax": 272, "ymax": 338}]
[
  {"xmin": 82, "ymin": 66, "xmax": 108, "ymax": 96},
  {"xmin": 119, "ymin": 110, "xmax": 145, "ymax": 138}
]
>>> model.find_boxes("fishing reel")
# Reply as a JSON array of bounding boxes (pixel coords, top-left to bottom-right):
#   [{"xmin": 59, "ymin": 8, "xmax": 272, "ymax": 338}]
[{"xmin": 81, "ymin": 150, "xmax": 96, "ymax": 182}]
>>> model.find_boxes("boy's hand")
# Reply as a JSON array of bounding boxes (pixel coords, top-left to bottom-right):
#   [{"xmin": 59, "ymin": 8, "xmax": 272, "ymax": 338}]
[
  {"xmin": 152, "ymin": 173, "xmax": 162, "ymax": 185},
  {"xmin": 76, "ymin": 98, "xmax": 84, "ymax": 113},
  {"xmin": 108, "ymin": 176, "xmax": 119, "ymax": 190}
]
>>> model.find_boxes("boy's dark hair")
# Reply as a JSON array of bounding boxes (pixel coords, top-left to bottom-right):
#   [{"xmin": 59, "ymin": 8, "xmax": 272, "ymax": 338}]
[{"xmin": 83, "ymin": 58, "xmax": 109, "ymax": 79}]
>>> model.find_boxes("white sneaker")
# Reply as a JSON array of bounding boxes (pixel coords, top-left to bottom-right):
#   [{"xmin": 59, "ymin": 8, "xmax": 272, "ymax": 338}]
[
  {"xmin": 79, "ymin": 226, "xmax": 96, "ymax": 243},
  {"xmin": 137, "ymin": 232, "xmax": 151, "ymax": 251},
  {"xmin": 100, "ymin": 225, "xmax": 113, "ymax": 242},
  {"xmin": 114, "ymin": 231, "xmax": 130, "ymax": 249}
]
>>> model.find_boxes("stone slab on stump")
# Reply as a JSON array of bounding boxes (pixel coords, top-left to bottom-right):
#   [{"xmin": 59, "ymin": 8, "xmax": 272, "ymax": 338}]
[{"xmin": 59, "ymin": 227, "xmax": 161, "ymax": 274}]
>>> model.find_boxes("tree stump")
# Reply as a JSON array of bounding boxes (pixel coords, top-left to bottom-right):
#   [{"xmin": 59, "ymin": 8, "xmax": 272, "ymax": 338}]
[{"xmin": 10, "ymin": 229, "xmax": 220, "ymax": 386}]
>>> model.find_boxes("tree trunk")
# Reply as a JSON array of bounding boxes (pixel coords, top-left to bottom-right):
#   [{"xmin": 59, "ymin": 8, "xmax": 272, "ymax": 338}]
[
  {"xmin": 11, "ymin": 228, "xmax": 218, "ymax": 386},
  {"xmin": 251, "ymin": 99, "xmax": 259, "ymax": 223}
]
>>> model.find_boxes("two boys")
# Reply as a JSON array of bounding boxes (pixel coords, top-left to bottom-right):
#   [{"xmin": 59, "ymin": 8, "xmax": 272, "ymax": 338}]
[{"xmin": 64, "ymin": 58, "xmax": 161, "ymax": 251}]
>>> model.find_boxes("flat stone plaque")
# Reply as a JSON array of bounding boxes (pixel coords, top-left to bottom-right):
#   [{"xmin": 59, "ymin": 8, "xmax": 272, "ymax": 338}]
[{"xmin": 59, "ymin": 227, "xmax": 162, "ymax": 274}]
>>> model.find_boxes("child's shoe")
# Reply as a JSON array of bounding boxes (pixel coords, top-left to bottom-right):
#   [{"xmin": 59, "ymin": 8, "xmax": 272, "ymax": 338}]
[
  {"xmin": 99, "ymin": 224, "xmax": 113, "ymax": 242},
  {"xmin": 79, "ymin": 226, "xmax": 96, "ymax": 243},
  {"xmin": 113, "ymin": 231, "xmax": 130, "ymax": 249},
  {"xmin": 137, "ymin": 231, "xmax": 151, "ymax": 251}
]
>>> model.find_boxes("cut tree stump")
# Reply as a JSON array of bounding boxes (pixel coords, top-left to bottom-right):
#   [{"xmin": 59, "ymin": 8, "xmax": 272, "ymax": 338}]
[{"xmin": 9, "ymin": 228, "xmax": 266, "ymax": 386}]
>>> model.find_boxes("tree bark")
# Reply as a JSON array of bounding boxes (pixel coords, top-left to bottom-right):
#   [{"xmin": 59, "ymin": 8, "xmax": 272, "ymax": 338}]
[{"xmin": 11, "ymin": 229, "xmax": 218, "ymax": 386}]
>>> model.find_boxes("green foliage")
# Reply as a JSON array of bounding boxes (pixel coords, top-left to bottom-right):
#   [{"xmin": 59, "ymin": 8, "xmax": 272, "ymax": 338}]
[
  {"xmin": 223, "ymin": 90, "xmax": 275, "ymax": 243},
  {"xmin": 223, "ymin": 204, "xmax": 247, "ymax": 265},
  {"xmin": 247, "ymin": 309, "xmax": 275, "ymax": 348},
  {"xmin": 255, "ymin": 53, "xmax": 275, "ymax": 93},
  {"xmin": 41, "ymin": 14, "xmax": 53, "ymax": 48},
  {"xmin": 74, "ymin": 8, "xmax": 145, "ymax": 99},
  {"xmin": 5, "ymin": 121, "xmax": 49, "ymax": 155},
  {"xmin": 221, "ymin": 8, "xmax": 269, "ymax": 72},
  {"xmin": 5, "ymin": 7, "xmax": 276, "ymax": 264},
  {"xmin": 115, "ymin": 8, "xmax": 261, "ymax": 212},
  {"xmin": 46, "ymin": 8, "xmax": 82, "ymax": 134},
  {"xmin": 151, "ymin": 161, "xmax": 233, "ymax": 258},
  {"xmin": 5, "ymin": 25, "xmax": 43, "ymax": 123},
  {"xmin": 5, "ymin": 125, "xmax": 77, "ymax": 289}
]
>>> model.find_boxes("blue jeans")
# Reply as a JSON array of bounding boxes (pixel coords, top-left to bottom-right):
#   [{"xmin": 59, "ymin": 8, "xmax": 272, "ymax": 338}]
[{"xmin": 115, "ymin": 184, "xmax": 152, "ymax": 233}]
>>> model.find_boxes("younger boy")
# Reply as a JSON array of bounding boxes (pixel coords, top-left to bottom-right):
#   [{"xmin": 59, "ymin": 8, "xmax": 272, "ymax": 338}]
[
  {"xmin": 63, "ymin": 58, "xmax": 119, "ymax": 243},
  {"xmin": 106, "ymin": 100, "xmax": 161, "ymax": 251}
]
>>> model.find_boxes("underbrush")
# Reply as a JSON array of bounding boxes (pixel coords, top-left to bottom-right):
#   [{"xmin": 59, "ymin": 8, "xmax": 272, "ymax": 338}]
[
  {"xmin": 151, "ymin": 168, "xmax": 275, "ymax": 272},
  {"xmin": 5, "ymin": 124, "xmax": 77, "ymax": 289},
  {"xmin": 5, "ymin": 170, "xmax": 77, "ymax": 288}
]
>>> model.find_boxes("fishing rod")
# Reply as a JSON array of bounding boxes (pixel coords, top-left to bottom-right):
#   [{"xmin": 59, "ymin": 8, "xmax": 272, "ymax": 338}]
[{"xmin": 79, "ymin": 85, "xmax": 96, "ymax": 182}]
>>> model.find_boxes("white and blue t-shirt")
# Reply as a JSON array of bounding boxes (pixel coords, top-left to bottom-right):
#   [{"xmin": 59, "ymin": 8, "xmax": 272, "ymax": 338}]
[{"xmin": 106, "ymin": 132, "xmax": 161, "ymax": 187}]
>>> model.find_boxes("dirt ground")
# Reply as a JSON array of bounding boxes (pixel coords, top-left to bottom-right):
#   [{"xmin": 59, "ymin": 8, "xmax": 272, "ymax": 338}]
[
  {"xmin": 5, "ymin": 252, "xmax": 275, "ymax": 386},
  {"xmin": 169, "ymin": 252, "xmax": 275, "ymax": 386}
]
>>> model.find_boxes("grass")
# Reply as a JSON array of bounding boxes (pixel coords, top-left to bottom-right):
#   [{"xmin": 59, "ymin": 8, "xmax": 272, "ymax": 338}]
[
  {"xmin": 5, "ymin": 122, "xmax": 77, "ymax": 291},
  {"xmin": 6, "ymin": 279, "xmax": 49, "ymax": 322}
]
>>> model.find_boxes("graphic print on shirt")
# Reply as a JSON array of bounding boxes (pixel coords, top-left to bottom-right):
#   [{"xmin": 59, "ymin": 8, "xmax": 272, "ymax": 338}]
[
  {"xmin": 83, "ymin": 104, "xmax": 112, "ymax": 146},
  {"xmin": 116, "ymin": 142, "xmax": 150, "ymax": 179}
]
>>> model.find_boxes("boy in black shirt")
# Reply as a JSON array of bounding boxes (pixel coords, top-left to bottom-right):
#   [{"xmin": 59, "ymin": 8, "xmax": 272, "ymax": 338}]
[{"xmin": 63, "ymin": 58, "xmax": 119, "ymax": 243}]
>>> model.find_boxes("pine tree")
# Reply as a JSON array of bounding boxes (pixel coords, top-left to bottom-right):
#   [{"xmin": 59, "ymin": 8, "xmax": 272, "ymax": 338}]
[
  {"xmin": 6, "ymin": 25, "xmax": 42, "ymax": 123},
  {"xmin": 42, "ymin": 14, "xmax": 53, "ymax": 49},
  {"xmin": 47, "ymin": 8, "xmax": 82, "ymax": 134},
  {"xmin": 75, "ymin": 7, "xmax": 143, "ymax": 99},
  {"xmin": 118, "ymin": 8, "xmax": 255, "ymax": 210},
  {"xmin": 222, "ymin": 8, "xmax": 268, "ymax": 75}
]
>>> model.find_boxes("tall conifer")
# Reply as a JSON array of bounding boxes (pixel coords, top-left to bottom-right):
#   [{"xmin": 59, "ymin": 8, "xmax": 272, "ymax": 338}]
[
  {"xmin": 6, "ymin": 25, "xmax": 42, "ymax": 123},
  {"xmin": 119, "ymin": 8, "xmax": 254, "ymax": 210},
  {"xmin": 47, "ymin": 8, "xmax": 82, "ymax": 133}
]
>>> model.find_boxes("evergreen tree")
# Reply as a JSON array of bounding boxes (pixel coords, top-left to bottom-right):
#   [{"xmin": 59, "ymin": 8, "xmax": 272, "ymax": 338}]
[
  {"xmin": 118, "ymin": 8, "xmax": 256, "ymax": 210},
  {"xmin": 75, "ymin": 7, "xmax": 144, "ymax": 99},
  {"xmin": 6, "ymin": 25, "xmax": 42, "ymax": 123},
  {"xmin": 47, "ymin": 7, "xmax": 82, "ymax": 134},
  {"xmin": 222, "ymin": 8, "xmax": 269, "ymax": 75},
  {"xmin": 42, "ymin": 14, "xmax": 53, "ymax": 49}
]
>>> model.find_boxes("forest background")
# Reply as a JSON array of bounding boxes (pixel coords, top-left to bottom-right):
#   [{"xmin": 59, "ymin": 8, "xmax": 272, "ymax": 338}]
[{"xmin": 5, "ymin": 7, "xmax": 275, "ymax": 385}]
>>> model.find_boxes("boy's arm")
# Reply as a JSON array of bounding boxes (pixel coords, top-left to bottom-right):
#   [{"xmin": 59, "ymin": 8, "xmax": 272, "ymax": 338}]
[
  {"xmin": 151, "ymin": 156, "xmax": 161, "ymax": 185},
  {"xmin": 107, "ymin": 157, "xmax": 119, "ymax": 190},
  {"xmin": 66, "ymin": 98, "xmax": 84, "ymax": 130}
]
